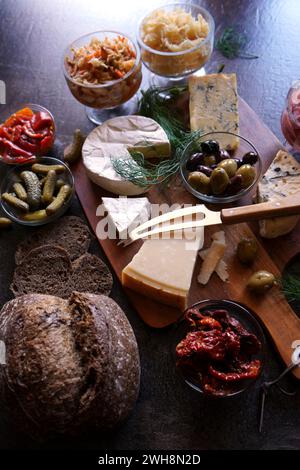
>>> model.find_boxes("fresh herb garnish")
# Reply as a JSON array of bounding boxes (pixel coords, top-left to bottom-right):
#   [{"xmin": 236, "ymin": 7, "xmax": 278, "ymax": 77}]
[
  {"xmin": 216, "ymin": 27, "xmax": 259, "ymax": 59},
  {"xmin": 112, "ymin": 86, "xmax": 202, "ymax": 187},
  {"xmin": 282, "ymin": 274, "xmax": 300, "ymax": 302}
]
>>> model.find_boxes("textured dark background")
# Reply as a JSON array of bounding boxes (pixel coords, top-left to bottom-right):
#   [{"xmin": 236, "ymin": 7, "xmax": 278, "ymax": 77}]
[{"xmin": 0, "ymin": 0, "xmax": 300, "ymax": 450}]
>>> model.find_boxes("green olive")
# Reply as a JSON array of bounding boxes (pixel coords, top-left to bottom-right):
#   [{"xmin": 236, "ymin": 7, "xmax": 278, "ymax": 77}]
[
  {"xmin": 217, "ymin": 158, "xmax": 238, "ymax": 178},
  {"xmin": 188, "ymin": 171, "xmax": 210, "ymax": 194},
  {"xmin": 236, "ymin": 164, "xmax": 256, "ymax": 188},
  {"xmin": 210, "ymin": 167, "xmax": 230, "ymax": 195},
  {"xmin": 247, "ymin": 270, "xmax": 276, "ymax": 294},
  {"xmin": 203, "ymin": 155, "xmax": 216, "ymax": 167},
  {"xmin": 237, "ymin": 237, "xmax": 258, "ymax": 264}
]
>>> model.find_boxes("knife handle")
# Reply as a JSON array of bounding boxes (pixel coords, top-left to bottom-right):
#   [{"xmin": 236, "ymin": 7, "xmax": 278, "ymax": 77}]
[{"xmin": 221, "ymin": 193, "xmax": 300, "ymax": 225}]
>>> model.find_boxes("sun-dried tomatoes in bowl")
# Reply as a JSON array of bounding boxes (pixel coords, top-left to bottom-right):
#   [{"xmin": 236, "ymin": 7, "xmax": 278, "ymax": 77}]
[
  {"xmin": 0, "ymin": 104, "xmax": 55, "ymax": 165},
  {"xmin": 174, "ymin": 299, "xmax": 265, "ymax": 397}
]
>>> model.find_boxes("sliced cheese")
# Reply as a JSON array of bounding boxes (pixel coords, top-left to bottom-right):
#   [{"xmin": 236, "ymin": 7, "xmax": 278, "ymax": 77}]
[
  {"xmin": 102, "ymin": 196, "xmax": 150, "ymax": 239},
  {"xmin": 197, "ymin": 231, "xmax": 226, "ymax": 285},
  {"xmin": 199, "ymin": 249, "xmax": 229, "ymax": 282},
  {"xmin": 256, "ymin": 150, "xmax": 300, "ymax": 238},
  {"xmin": 189, "ymin": 73, "xmax": 239, "ymax": 150},
  {"xmin": 122, "ymin": 228, "xmax": 204, "ymax": 311},
  {"xmin": 82, "ymin": 115, "xmax": 171, "ymax": 196}
]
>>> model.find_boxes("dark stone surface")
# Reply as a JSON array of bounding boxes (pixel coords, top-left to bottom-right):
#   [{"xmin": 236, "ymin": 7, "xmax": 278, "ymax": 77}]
[{"xmin": 0, "ymin": 0, "xmax": 300, "ymax": 450}]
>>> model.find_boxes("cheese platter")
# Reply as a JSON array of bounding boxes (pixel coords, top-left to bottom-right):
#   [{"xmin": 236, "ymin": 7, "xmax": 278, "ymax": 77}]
[{"xmin": 72, "ymin": 87, "xmax": 300, "ymax": 380}]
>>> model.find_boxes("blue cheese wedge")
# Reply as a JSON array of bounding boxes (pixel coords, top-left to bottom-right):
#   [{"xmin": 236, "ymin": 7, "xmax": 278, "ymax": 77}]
[
  {"xmin": 256, "ymin": 150, "xmax": 300, "ymax": 238},
  {"xmin": 189, "ymin": 73, "xmax": 239, "ymax": 150},
  {"xmin": 102, "ymin": 196, "xmax": 150, "ymax": 239}
]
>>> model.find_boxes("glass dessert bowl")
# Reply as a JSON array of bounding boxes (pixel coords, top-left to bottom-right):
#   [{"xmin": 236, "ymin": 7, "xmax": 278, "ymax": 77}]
[
  {"xmin": 63, "ymin": 31, "xmax": 142, "ymax": 125},
  {"xmin": 137, "ymin": 2, "xmax": 215, "ymax": 87}
]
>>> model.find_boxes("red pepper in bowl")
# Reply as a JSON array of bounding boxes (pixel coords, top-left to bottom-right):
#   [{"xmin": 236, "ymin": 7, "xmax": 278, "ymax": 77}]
[{"xmin": 0, "ymin": 106, "xmax": 55, "ymax": 164}]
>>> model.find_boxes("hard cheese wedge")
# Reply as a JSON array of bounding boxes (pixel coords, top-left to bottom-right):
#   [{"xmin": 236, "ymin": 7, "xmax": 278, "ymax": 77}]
[
  {"xmin": 256, "ymin": 149, "xmax": 300, "ymax": 238},
  {"xmin": 197, "ymin": 231, "xmax": 226, "ymax": 285},
  {"xmin": 82, "ymin": 116, "xmax": 170, "ymax": 196},
  {"xmin": 102, "ymin": 196, "xmax": 150, "ymax": 239},
  {"xmin": 122, "ymin": 229, "xmax": 204, "ymax": 311},
  {"xmin": 189, "ymin": 73, "xmax": 239, "ymax": 150}
]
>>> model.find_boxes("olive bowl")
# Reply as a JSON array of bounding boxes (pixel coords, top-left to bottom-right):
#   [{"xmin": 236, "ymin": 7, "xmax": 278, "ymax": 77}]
[
  {"xmin": 0, "ymin": 156, "xmax": 74, "ymax": 226},
  {"xmin": 173, "ymin": 299, "xmax": 265, "ymax": 398},
  {"xmin": 180, "ymin": 131, "xmax": 262, "ymax": 204}
]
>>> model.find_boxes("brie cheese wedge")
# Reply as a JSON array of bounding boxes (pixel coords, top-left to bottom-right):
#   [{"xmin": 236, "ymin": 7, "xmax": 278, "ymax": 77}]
[
  {"xmin": 102, "ymin": 196, "xmax": 151, "ymax": 239},
  {"xmin": 82, "ymin": 115, "xmax": 171, "ymax": 196}
]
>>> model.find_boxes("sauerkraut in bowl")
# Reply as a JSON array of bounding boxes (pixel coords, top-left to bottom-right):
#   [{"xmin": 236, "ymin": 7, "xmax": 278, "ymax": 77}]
[
  {"xmin": 137, "ymin": 3, "xmax": 215, "ymax": 77},
  {"xmin": 63, "ymin": 31, "xmax": 142, "ymax": 110}
]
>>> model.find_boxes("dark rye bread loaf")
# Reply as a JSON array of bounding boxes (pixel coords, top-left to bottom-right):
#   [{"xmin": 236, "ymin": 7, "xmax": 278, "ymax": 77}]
[
  {"xmin": 0, "ymin": 292, "xmax": 140, "ymax": 437},
  {"xmin": 15, "ymin": 216, "xmax": 91, "ymax": 264},
  {"xmin": 11, "ymin": 247, "xmax": 113, "ymax": 298}
]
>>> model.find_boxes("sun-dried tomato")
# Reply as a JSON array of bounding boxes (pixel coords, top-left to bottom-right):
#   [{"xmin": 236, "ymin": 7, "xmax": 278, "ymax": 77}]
[{"xmin": 176, "ymin": 306, "xmax": 262, "ymax": 395}]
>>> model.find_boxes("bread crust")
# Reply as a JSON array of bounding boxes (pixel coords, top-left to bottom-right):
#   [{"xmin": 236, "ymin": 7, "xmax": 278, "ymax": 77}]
[{"xmin": 0, "ymin": 292, "xmax": 140, "ymax": 438}]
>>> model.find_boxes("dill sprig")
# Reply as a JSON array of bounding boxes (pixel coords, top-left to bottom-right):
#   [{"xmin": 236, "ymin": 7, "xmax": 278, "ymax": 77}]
[
  {"xmin": 216, "ymin": 27, "xmax": 259, "ymax": 60},
  {"xmin": 112, "ymin": 86, "xmax": 202, "ymax": 187},
  {"xmin": 112, "ymin": 151, "xmax": 182, "ymax": 187},
  {"xmin": 282, "ymin": 274, "xmax": 300, "ymax": 302}
]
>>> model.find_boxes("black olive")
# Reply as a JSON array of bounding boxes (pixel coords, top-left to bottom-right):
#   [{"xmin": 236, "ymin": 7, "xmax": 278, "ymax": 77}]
[
  {"xmin": 196, "ymin": 165, "xmax": 213, "ymax": 177},
  {"xmin": 233, "ymin": 157, "xmax": 243, "ymax": 168},
  {"xmin": 242, "ymin": 151, "xmax": 258, "ymax": 166},
  {"xmin": 201, "ymin": 140, "xmax": 220, "ymax": 156},
  {"xmin": 186, "ymin": 152, "xmax": 205, "ymax": 171},
  {"xmin": 217, "ymin": 148, "xmax": 230, "ymax": 161},
  {"xmin": 226, "ymin": 174, "xmax": 243, "ymax": 195}
]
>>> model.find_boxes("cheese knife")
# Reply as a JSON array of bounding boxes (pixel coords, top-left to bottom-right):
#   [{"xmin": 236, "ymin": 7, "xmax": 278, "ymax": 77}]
[{"xmin": 119, "ymin": 193, "xmax": 300, "ymax": 246}]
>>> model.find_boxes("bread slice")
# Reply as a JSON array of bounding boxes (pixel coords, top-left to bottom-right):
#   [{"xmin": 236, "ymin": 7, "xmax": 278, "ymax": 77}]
[
  {"xmin": 15, "ymin": 216, "xmax": 91, "ymax": 265},
  {"xmin": 11, "ymin": 246, "xmax": 113, "ymax": 298},
  {"xmin": 256, "ymin": 150, "xmax": 300, "ymax": 238},
  {"xmin": 11, "ymin": 245, "xmax": 72, "ymax": 298},
  {"xmin": 68, "ymin": 253, "xmax": 113, "ymax": 297}
]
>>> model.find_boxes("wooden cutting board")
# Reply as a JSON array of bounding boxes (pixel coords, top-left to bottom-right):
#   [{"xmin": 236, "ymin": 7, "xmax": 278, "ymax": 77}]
[{"xmin": 73, "ymin": 97, "xmax": 300, "ymax": 379}]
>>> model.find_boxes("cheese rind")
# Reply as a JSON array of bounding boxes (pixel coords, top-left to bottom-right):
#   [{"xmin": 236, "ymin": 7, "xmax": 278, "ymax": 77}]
[
  {"xmin": 256, "ymin": 150, "xmax": 300, "ymax": 238},
  {"xmin": 189, "ymin": 73, "xmax": 239, "ymax": 150},
  {"xmin": 82, "ymin": 116, "xmax": 171, "ymax": 196},
  {"xmin": 102, "ymin": 196, "xmax": 150, "ymax": 239},
  {"xmin": 122, "ymin": 229, "xmax": 204, "ymax": 310}
]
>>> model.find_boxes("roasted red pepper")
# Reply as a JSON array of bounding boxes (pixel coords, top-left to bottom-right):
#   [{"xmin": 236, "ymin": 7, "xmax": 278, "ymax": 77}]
[
  {"xmin": 176, "ymin": 307, "xmax": 262, "ymax": 396},
  {"xmin": 0, "ymin": 138, "xmax": 34, "ymax": 159},
  {"xmin": 31, "ymin": 111, "xmax": 53, "ymax": 131},
  {"xmin": 0, "ymin": 107, "xmax": 54, "ymax": 163}
]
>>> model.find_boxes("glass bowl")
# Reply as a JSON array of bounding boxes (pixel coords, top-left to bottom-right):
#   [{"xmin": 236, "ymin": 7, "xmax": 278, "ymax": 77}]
[
  {"xmin": 63, "ymin": 30, "xmax": 142, "ymax": 125},
  {"xmin": 137, "ymin": 3, "xmax": 215, "ymax": 80},
  {"xmin": 180, "ymin": 131, "xmax": 262, "ymax": 204},
  {"xmin": 0, "ymin": 103, "xmax": 55, "ymax": 165},
  {"xmin": 174, "ymin": 299, "xmax": 265, "ymax": 398},
  {"xmin": 0, "ymin": 157, "xmax": 74, "ymax": 226}
]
